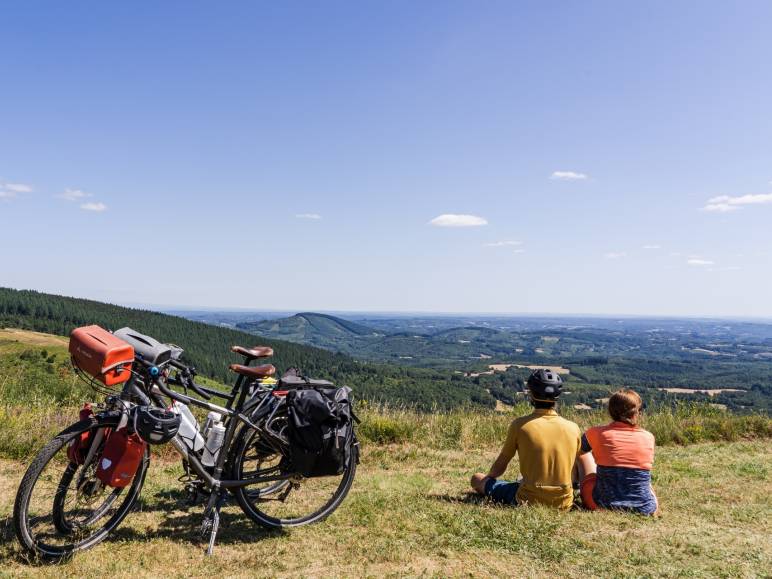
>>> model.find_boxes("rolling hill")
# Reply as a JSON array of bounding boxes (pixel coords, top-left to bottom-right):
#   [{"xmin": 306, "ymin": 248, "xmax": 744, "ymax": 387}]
[
  {"xmin": 236, "ymin": 312, "xmax": 382, "ymax": 351},
  {"xmin": 0, "ymin": 287, "xmax": 497, "ymax": 410}
]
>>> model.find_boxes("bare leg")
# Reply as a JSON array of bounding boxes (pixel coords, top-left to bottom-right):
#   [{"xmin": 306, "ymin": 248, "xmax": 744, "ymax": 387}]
[
  {"xmin": 470, "ymin": 472, "xmax": 490, "ymax": 495},
  {"xmin": 577, "ymin": 452, "xmax": 597, "ymax": 481}
]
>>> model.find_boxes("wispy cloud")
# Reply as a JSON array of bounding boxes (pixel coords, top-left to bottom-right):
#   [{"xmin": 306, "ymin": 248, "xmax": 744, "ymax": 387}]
[
  {"xmin": 0, "ymin": 181, "xmax": 33, "ymax": 199},
  {"xmin": 687, "ymin": 258, "xmax": 713, "ymax": 266},
  {"xmin": 513, "ymin": 248, "xmax": 526, "ymax": 254},
  {"xmin": 604, "ymin": 251, "xmax": 626, "ymax": 259},
  {"xmin": 4, "ymin": 183, "xmax": 33, "ymax": 193},
  {"xmin": 484, "ymin": 240, "xmax": 521, "ymax": 247},
  {"xmin": 702, "ymin": 193, "xmax": 772, "ymax": 212},
  {"xmin": 642, "ymin": 244, "xmax": 661, "ymax": 250},
  {"xmin": 80, "ymin": 202, "xmax": 107, "ymax": 212},
  {"xmin": 295, "ymin": 213, "xmax": 322, "ymax": 220},
  {"xmin": 59, "ymin": 188, "xmax": 92, "ymax": 201},
  {"xmin": 429, "ymin": 214, "xmax": 488, "ymax": 227},
  {"xmin": 550, "ymin": 170, "xmax": 588, "ymax": 181}
]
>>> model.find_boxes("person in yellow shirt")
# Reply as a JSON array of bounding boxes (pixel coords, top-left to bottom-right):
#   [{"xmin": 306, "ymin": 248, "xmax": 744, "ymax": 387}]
[{"xmin": 470, "ymin": 369, "xmax": 581, "ymax": 510}]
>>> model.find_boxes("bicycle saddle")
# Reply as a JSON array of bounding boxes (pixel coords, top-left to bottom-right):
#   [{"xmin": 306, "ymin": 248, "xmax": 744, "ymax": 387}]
[
  {"xmin": 228, "ymin": 363, "xmax": 276, "ymax": 379},
  {"xmin": 231, "ymin": 345, "xmax": 274, "ymax": 359}
]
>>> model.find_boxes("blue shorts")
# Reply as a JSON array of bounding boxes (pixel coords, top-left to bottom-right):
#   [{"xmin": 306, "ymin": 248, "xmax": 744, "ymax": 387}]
[{"xmin": 484, "ymin": 478, "xmax": 520, "ymax": 505}]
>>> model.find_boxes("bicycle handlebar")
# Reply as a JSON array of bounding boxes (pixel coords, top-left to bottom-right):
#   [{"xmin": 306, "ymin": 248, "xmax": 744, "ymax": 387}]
[{"xmin": 168, "ymin": 359, "xmax": 212, "ymax": 400}]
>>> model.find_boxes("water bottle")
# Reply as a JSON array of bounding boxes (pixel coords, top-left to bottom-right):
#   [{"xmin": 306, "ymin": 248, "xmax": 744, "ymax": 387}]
[
  {"xmin": 173, "ymin": 401, "xmax": 205, "ymax": 452},
  {"xmin": 202, "ymin": 418, "xmax": 226, "ymax": 467},
  {"xmin": 202, "ymin": 411, "xmax": 221, "ymax": 439}
]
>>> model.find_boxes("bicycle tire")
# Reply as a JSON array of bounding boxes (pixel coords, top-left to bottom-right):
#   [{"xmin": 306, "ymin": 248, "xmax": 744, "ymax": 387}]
[
  {"xmin": 13, "ymin": 414, "xmax": 150, "ymax": 560},
  {"xmin": 230, "ymin": 421, "xmax": 357, "ymax": 529}
]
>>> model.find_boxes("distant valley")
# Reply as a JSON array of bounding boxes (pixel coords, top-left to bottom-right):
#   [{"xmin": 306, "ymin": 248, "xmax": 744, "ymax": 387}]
[{"xmin": 172, "ymin": 309, "xmax": 772, "ymax": 412}]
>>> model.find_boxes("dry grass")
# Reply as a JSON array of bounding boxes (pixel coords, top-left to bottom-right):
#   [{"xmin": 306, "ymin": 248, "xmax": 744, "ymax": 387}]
[
  {"xmin": 1, "ymin": 439, "xmax": 770, "ymax": 578},
  {"xmin": 0, "ymin": 329, "xmax": 68, "ymax": 348}
]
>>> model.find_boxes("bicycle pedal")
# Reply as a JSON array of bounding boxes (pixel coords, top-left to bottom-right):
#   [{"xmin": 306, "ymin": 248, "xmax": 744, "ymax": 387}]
[{"xmin": 185, "ymin": 484, "xmax": 201, "ymax": 506}]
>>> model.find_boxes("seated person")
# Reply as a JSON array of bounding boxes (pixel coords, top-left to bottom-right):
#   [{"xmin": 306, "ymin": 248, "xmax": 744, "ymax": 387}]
[
  {"xmin": 470, "ymin": 369, "xmax": 581, "ymax": 510},
  {"xmin": 578, "ymin": 388, "xmax": 659, "ymax": 516}
]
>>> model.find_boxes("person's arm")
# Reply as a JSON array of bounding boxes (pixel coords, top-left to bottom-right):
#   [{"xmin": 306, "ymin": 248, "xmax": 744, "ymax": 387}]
[
  {"xmin": 579, "ymin": 432, "xmax": 593, "ymax": 455},
  {"xmin": 487, "ymin": 422, "xmax": 518, "ymax": 478}
]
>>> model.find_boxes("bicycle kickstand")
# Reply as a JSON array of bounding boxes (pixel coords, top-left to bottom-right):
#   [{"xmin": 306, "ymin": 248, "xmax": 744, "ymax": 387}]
[{"xmin": 201, "ymin": 491, "xmax": 226, "ymax": 556}]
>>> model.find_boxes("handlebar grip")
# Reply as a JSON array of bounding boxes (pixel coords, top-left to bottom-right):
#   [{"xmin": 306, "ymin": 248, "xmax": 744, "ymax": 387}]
[
  {"xmin": 188, "ymin": 380, "xmax": 212, "ymax": 400},
  {"xmin": 155, "ymin": 377, "xmax": 192, "ymax": 405}
]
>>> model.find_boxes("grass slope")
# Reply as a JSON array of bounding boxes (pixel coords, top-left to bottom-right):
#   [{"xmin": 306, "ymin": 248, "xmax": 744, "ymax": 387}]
[
  {"xmin": 1, "ymin": 439, "xmax": 769, "ymax": 577},
  {"xmin": 1, "ymin": 332, "xmax": 770, "ymax": 576}
]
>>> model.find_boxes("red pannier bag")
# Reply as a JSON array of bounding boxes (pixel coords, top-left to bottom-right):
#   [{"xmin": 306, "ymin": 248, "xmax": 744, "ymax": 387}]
[
  {"xmin": 69, "ymin": 325, "xmax": 134, "ymax": 386},
  {"xmin": 96, "ymin": 428, "xmax": 147, "ymax": 488},
  {"xmin": 67, "ymin": 403, "xmax": 95, "ymax": 464}
]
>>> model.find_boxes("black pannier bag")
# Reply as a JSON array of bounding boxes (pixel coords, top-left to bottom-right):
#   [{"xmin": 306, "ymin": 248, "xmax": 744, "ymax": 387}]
[{"xmin": 286, "ymin": 386, "xmax": 356, "ymax": 477}]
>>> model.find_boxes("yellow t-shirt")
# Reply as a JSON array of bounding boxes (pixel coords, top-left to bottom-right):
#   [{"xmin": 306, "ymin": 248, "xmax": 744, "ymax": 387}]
[{"xmin": 500, "ymin": 408, "xmax": 581, "ymax": 510}]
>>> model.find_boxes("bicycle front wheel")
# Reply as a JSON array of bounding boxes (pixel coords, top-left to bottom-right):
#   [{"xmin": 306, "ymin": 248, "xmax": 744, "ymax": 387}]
[
  {"xmin": 13, "ymin": 414, "xmax": 149, "ymax": 560},
  {"xmin": 230, "ymin": 421, "xmax": 357, "ymax": 529}
]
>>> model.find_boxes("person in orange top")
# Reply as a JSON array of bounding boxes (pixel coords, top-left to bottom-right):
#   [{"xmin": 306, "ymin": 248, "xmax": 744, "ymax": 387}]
[
  {"xmin": 470, "ymin": 369, "xmax": 581, "ymax": 510},
  {"xmin": 578, "ymin": 388, "xmax": 659, "ymax": 515}
]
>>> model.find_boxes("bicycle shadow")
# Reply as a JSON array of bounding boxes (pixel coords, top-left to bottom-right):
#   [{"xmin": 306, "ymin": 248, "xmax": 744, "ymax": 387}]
[
  {"xmin": 0, "ymin": 488, "xmax": 289, "ymax": 565},
  {"xmin": 111, "ymin": 488, "xmax": 288, "ymax": 546}
]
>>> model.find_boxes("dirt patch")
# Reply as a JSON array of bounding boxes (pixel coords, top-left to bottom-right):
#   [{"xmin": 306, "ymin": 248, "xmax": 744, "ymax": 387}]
[
  {"xmin": 510, "ymin": 364, "xmax": 570, "ymax": 375},
  {"xmin": 658, "ymin": 388, "xmax": 743, "ymax": 396}
]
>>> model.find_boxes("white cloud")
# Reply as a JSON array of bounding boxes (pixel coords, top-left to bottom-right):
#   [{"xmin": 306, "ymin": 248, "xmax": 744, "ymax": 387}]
[
  {"xmin": 0, "ymin": 181, "xmax": 33, "ymax": 199},
  {"xmin": 80, "ymin": 202, "xmax": 107, "ymax": 212},
  {"xmin": 60, "ymin": 188, "xmax": 92, "ymax": 201},
  {"xmin": 604, "ymin": 252, "xmax": 626, "ymax": 259},
  {"xmin": 4, "ymin": 183, "xmax": 33, "ymax": 193},
  {"xmin": 642, "ymin": 244, "xmax": 661, "ymax": 250},
  {"xmin": 484, "ymin": 240, "xmax": 522, "ymax": 247},
  {"xmin": 550, "ymin": 170, "xmax": 588, "ymax": 181},
  {"xmin": 702, "ymin": 193, "xmax": 772, "ymax": 212},
  {"xmin": 687, "ymin": 258, "xmax": 713, "ymax": 266},
  {"xmin": 295, "ymin": 213, "xmax": 322, "ymax": 220},
  {"xmin": 429, "ymin": 214, "xmax": 488, "ymax": 227},
  {"xmin": 513, "ymin": 248, "xmax": 526, "ymax": 254}
]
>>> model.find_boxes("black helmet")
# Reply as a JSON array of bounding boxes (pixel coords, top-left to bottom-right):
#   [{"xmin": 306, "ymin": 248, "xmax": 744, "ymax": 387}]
[
  {"xmin": 132, "ymin": 406, "xmax": 180, "ymax": 444},
  {"xmin": 526, "ymin": 369, "xmax": 563, "ymax": 401}
]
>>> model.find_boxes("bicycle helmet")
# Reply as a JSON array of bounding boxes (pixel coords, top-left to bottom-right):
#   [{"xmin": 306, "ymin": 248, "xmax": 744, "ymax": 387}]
[
  {"xmin": 132, "ymin": 406, "xmax": 180, "ymax": 444},
  {"xmin": 526, "ymin": 369, "xmax": 563, "ymax": 402}
]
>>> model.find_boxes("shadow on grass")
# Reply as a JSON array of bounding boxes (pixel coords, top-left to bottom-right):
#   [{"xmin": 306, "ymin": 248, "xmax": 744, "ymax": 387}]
[
  {"xmin": 428, "ymin": 492, "xmax": 487, "ymax": 505},
  {"xmin": 113, "ymin": 488, "xmax": 288, "ymax": 546},
  {"xmin": 1, "ymin": 515, "xmax": 78, "ymax": 566},
  {"xmin": 0, "ymin": 489, "xmax": 289, "ymax": 566}
]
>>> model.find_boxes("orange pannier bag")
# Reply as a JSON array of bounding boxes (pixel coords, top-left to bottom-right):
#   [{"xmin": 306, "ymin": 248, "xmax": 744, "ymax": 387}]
[
  {"xmin": 69, "ymin": 325, "xmax": 135, "ymax": 386},
  {"xmin": 96, "ymin": 428, "xmax": 146, "ymax": 488}
]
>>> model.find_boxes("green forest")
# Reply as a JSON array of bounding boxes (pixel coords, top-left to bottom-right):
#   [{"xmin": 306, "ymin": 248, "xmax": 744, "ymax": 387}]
[
  {"xmin": 0, "ymin": 287, "xmax": 496, "ymax": 410},
  {"xmin": 1, "ymin": 287, "xmax": 771, "ymax": 412}
]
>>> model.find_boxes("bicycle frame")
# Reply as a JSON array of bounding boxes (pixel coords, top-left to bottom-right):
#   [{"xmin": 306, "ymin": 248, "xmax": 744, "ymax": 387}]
[{"xmin": 121, "ymin": 361, "xmax": 292, "ymax": 491}]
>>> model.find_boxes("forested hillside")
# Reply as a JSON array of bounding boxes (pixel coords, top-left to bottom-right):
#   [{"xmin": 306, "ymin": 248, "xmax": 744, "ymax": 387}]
[
  {"xmin": 0, "ymin": 288, "xmax": 495, "ymax": 409},
  {"xmin": 236, "ymin": 312, "xmax": 381, "ymax": 351}
]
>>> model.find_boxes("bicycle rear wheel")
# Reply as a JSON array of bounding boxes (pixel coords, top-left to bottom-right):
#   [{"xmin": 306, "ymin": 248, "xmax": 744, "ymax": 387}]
[
  {"xmin": 13, "ymin": 414, "xmax": 149, "ymax": 560},
  {"xmin": 230, "ymin": 419, "xmax": 357, "ymax": 529}
]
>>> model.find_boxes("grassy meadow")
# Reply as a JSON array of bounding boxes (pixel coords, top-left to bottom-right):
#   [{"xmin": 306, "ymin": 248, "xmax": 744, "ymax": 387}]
[
  {"xmin": 1, "ymin": 328, "xmax": 771, "ymax": 577},
  {"xmin": 1, "ymin": 438, "xmax": 770, "ymax": 578}
]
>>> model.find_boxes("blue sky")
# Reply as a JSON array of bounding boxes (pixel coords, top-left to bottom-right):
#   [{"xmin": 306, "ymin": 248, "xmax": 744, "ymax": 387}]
[{"xmin": 1, "ymin": 1, "xmax": 771, "ymax": 317}]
